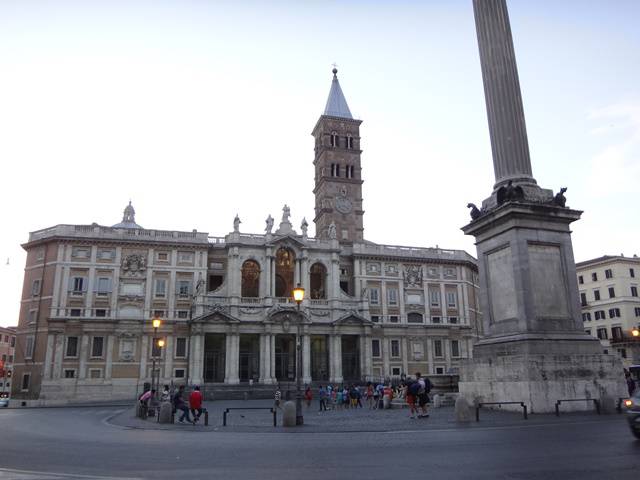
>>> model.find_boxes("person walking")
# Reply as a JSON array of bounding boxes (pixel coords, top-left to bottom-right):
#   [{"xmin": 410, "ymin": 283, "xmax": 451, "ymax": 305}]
[
  {"xmin": 173, "ymin": 385, "xmax": 191, "ymax": 424},
  {"xmin": 366, "ymin": 382, "xmax": 375, "ymax": 409},
  {"xmin": 274, "ymin": 385, "xmax": 282, "ymax": 410},
  {"xmin": 318, "ymin": 385, "xmax": 328, "ymax": 411},
  {"xmin": 189, "ymin": 385, "xmax": 204, "ymax": 424},
  {"xmin": 415, "ymin": 372, "xmax": 431, "ymax": 418},
  {"xmin": 304, "ymin": 386, "xmax": 313, "ymax": 407}
]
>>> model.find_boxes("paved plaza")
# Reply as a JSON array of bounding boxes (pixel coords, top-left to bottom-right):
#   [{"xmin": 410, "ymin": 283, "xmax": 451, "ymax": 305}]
[{"xmin": 1, "ymin": 402, "xmax": 639, "ymax": 479}]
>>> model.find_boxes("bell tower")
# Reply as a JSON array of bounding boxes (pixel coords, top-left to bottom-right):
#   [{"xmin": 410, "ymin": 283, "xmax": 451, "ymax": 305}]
[{"xmin": 312, "ymin": 68, "xmax": 364, "ymax": 243}]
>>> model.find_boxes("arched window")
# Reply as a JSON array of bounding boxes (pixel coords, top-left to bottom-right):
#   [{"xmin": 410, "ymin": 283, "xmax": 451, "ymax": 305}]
[
  {"xmin": 310, "ymin": 263, "xmax": 327, "ymax": 299},
  {"xmin": 331, "ymin": 132, "xmax": 338, "ymax": 147},
  {"xmin": 347, "ymin": 134, "xmax": 354, "ymax": 149},
  {"xmin": 241, "ymin": 260, "xmax": 260, "ymax": 297},
  {"xmin": 275, "ymin": 248, "xmax": 295, "ymax": 297},
  {"xmin": 407, "ymin": 312, "xmax": 424, "ymax": 324}
]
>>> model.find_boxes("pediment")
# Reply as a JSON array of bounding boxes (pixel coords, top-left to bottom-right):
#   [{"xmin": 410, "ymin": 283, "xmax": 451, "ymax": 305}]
[
  {"xmin": 267, "ymin": 234, "xmax": 307, "ymax": 249},
  {"xmin": 193, "ymin": 306, "xmax": 239, "ymax": 324},
  {"xmin": 332, "ymin": 311, "xmax": 372, "ymax": 326}
]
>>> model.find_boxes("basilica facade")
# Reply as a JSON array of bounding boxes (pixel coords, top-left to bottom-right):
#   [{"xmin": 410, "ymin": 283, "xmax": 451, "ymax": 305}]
[{"xmin": 12, "ymin": 70, "xmax": 480, "ymax": 403}]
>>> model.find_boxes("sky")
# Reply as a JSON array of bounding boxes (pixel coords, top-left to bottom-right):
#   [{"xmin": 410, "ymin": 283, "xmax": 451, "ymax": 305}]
[{"xmin": 0, "ymin": 0, "xmax": 639, "ymax": 327}]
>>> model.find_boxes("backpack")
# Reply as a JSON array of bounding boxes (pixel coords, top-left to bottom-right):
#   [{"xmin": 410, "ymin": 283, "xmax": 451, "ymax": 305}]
[
  {"xmin": 424, "ymin": 378, "xmax": 433, "ymax": 393},
  {"xmin": 408, "ymin": 381, "xmax": 421, "ymax": 396}
]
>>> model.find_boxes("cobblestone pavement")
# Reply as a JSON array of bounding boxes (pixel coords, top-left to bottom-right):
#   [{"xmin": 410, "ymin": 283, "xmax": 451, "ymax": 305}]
[{"xmin": 108, "ymin": 398, "xmax": 608, "ymax": 433}]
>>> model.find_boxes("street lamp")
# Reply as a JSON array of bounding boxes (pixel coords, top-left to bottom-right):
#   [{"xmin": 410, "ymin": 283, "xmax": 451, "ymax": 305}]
[
  {"xmin": 151, "ymin": 317, "xmax": 162, "ymax": 398},
  {"xmin": 632, "ymin": 328, "xmax": 639, "ymax": 338},
  {"xmin": 292, "ymin": 283, "xmax": 305, "ymax": 426}
]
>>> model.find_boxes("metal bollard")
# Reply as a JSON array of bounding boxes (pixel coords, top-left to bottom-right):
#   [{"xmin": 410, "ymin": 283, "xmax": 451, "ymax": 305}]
[
  {"xmin": 223, "ymin": 409, "xmax": 228, "ymax": 426},
  {"xmin": 204, "ymin": 410, "xmax": 209, "ymax": 426},
  {"xmin": 272, "ymin": 408, "xmax": 277, "ymax": 427}
]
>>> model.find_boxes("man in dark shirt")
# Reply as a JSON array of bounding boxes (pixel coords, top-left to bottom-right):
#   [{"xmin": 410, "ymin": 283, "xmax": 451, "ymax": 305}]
[{"xmin": 173, "ymin": 385, "xmax": 191, "ymax": 423}]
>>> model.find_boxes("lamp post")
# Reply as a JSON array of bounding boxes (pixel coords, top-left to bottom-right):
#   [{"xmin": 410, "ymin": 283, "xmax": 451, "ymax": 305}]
[
  {"xmin": 292, "ymin": 283, "xmax": 305, "ymax": 426},
  {"xmin": 151, "ymin": 317, "xmax": 161, "ymax": 398}
]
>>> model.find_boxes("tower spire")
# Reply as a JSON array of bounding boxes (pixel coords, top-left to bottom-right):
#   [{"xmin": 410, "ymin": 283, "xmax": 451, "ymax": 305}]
[{"xmin": 323, "ymin": 67, "xmax": 353, "ymax": 119}]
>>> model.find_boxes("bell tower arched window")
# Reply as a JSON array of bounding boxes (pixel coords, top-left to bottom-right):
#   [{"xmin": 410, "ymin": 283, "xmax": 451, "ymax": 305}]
[
  {"xmin": 275, "ymin": 248, "xmax": 296, "ymax": 297},
  {"xmin": 330, "ymin": 132, "xmax": 338, "ymax": 147},
  {"xmin": 241, "ymin": 260, "xmax": 260, "ymax": 298},
  {"xmin": 310, "ymin": 263, "xmax": 327, "ymax": 299}
]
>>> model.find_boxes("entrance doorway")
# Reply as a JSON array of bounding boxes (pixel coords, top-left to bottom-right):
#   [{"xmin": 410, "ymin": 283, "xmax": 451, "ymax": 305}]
[
  {"xmin": 239, "ymin": 334, "xmax": 260, "ymax": 382},
  {"xmin": 341, "ymin": 335, "xmax": 360, "ymax": 381},
  {"xmin": 311, "ymin": 335, "xmax": 329, "ymax": 381},
  {"xmin": 204, "ymin": 333, "xmax": 225, "ymax": 383},
  {"xmin": 275, "ymin": 334, "xmax": 296, "ymax": 381}
]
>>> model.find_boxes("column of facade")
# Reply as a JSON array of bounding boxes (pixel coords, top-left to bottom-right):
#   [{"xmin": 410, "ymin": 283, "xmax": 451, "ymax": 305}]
[
  {"xmin": 457, "ymin": 282, "xmax": 466, "ymax": 325},
  {"xmin": 111, "ymin": 247, "xmax": 122, "ymax": 317},
  {"xmin": 333, "ymin": 335, "xmax": 343, "ymax": 383},
  {"xmin": 225, "ymin": 333, "xmax": 239, "ymax": 384},
  {"xmin": 381, "ymin": 281, "xmax": 388, "ymax": 322},
  {"xmin": 224, "ymin": 334, "xmax": 231, "ymax": 382},
  {"xmin": 270, "ymin": 334, "xmax": 276, "ymax": 382},
  {"xmin": 105, "ymin": 335, "xmax": 114, "ymax": 380},
  {"xmin": 53, "ymin": 334, "xmax": 64, "ymax": 379},
  {"xmin": 168, "ymin": 268, "xmax": 177, "ymax": 319},
  {"xmin": 440, "ymin": 283, "xmax": 447, "ymax": 322},
  {"xmin": 139, "ymin": 335, "xmax": 149, "ymax": 379},
  {"xmin": 78, "ymin": 334, "xmax": 89, "ymax": 379},
  {"xmin": 164, "ymin": 335, "xmax": 174, "ymax": 381},
  {"xmin": 50, "ymin": 245, "xmax": 64, "ymax": 318},
  {"xmin": 263, "ymin": 255, "xmax": 271, "ymax": 298},
  {"xmin": 301, "ymin": 253, "xmax": 309, "ymax": 294},
  {"xmin": 259, "ymin": 334, "xmax": 274, "ymax": 384},
  {"xmin": 361, "ymin": 333, "xmax": 373, "ymax": 378},
  {"xmin": 85, "ymin": 263, "xmax": 96, "ymax": 316},
  {"xmin": 426, "ymin": 338, "xmax": 434, "ymax": 375},
  {"xmin": 144, "ymin": 250, "xmax": 154, "ymax": 318},
  {"xmin": 294, "ymin": 259, "xmax": 300, "ymax": 287},
  {"xmin": 381, "ymin": 335, "xmax": 390, "ymax": 378},
  {"xmin": 60, "ymin": 265, "xmax": 70, "ymax": 315},
  {"xmin": 302, "ymin": 334, "xmax": 311, "ymax": 384},
  {"xmin": 328, "ymin": 334, "xmax": 335, "ymax": 382},
  {"xmin": 43, "ymin": 334, "xmax": 55, "ymax": 380},
  {"xmin": 191, "ymin": 334, "xmax": 204, "ymax": 385},
  {"xmin": 270, "ymin": 257, "xmax": 276, "ymax": 297},
  {"xmin": 331, "ymin": 257, "xmax": 340, "ymax": 300},
  {"xmin": 401, "ymin": 337, "xmax": 409, "ymax": 376}
]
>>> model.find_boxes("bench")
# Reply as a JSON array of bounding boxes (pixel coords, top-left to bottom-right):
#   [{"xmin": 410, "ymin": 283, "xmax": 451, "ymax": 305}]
[
  {"xmin": 222, "ymin": 407, "xmax": 277, "ymax": 427},
  {"xmin": 555, "ymin": 398, "xmax": 600, "ymax": 416},
  {"xmin": 476, "ymin": 401, "xmax": 528, "ymax": 421}
]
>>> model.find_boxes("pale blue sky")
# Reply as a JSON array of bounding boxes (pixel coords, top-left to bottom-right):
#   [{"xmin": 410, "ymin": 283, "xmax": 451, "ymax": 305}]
[{"xmin": 1, "ymin": 1, "xmax": 639, "ymax": 326}]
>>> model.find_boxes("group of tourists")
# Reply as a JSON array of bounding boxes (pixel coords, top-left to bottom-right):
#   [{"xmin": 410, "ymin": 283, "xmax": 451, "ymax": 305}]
[
  {"xmin": 274, "ymin": 372, "xmax": 433, "ymax": 419},
  {"xmin": 138, "ymin": 384, "xmax": 204, "ymax": 425}
]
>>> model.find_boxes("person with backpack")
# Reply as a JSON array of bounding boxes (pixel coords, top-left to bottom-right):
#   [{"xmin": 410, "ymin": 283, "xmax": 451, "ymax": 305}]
[
  {"xmin": 405, "ymin": 380, "xmax": 420, "ymax": 418},
  {"xmin": 415, "ymin": 372, "xmax": 431, "ymax": 418},
  {"xmin": 173, "ymin": 385, "xmax": 191, "ymax": 424}
]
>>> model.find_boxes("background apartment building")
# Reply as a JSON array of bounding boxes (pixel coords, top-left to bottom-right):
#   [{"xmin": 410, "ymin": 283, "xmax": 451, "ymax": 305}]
[{"xmin": 577, "ymin": 255, "xmax": 640, "ymax": 367}]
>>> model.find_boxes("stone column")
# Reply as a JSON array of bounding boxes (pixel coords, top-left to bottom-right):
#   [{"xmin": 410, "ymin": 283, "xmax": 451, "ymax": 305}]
[
  {"xmin": 301, "ymin": 253, "xmax": 309, "ymax": 294},
  {"xmin": 270, "ymin": 334, "xmax": 276, "ymax": 383},
  {"xmin": 381, "ymin": 335, "xmax": 390, "ymax": 378},
  {"xmin": 53, "ymin": 334, "xmax": 64, "ymax": 380},
  {"xmin": 164, "ymin": 335, "xmax": 174, "ymax": 383},
  {"xmin": 294, "ymin": 259, "xmax": 300, "ymax": 287},
  {"xmin": 362, "ymin": 333, "xmax": 373, "ymax": 378},
  {"xmin": 260, "ymin": 334, "xmax": 274, "ymax": 384},
  {"xmin": 401, "ymin": 337, "xmax": 409, "ymax": 376},
  {"xmin": 302, "ymin": 334, "xmax": 311, "ymax": 384},
  {"xmin": 191, "ymin": 334, "xmax": 204, "ymax": 385},
  {"xmin": 105, "ymin": 335, "xmax": 114, "ymax": 380},
  {"xmin": 139, "ymin": 335, "xmax": 149, "ymax": 379},
  {"xmin": 225, "ymin": 333, "xmax": 239, "ymax": 384},
  {"xmin": 271, "ymin": 257, "xmax": 276, "ymax": 297},
  {"xmin": 43, "ymin": 334, "xmax": 55, "ymax": 380},
  {"xmin": 473, "ymin": 0, "xmax": 535, "ymax": 188},
  {"xmin": 333, "ymin": 335, "xmax": 343, "ymax": 383},
  {"xmin": 426, "ymin": 337, "xmax": 434, "ymax": 375},
  {"xmin": 78, "ymin": 334, "xmax": 89, "ymax": 379},
  {"xmin": 328, "ymin": 334, "xmax": 335, "ymax": 382}
]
